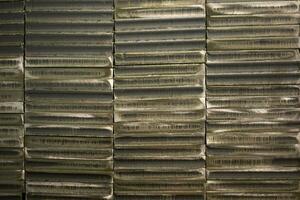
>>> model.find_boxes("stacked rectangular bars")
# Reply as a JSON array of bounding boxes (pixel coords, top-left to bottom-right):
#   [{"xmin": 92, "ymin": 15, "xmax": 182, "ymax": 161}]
[
  {"xmin": 24, "ymin": 0, "xmax": 114, "ymax": 199},
  {"xmin": 206, "ymin": 0, "xmax": 300, "ymax": 199},
  {"xmin": 114, "ymin": 0, "xmax": 206, "ymax": 199},
  {"xmin": 0, "ymin": 0, "xmax": 24, "ymax": 200}
]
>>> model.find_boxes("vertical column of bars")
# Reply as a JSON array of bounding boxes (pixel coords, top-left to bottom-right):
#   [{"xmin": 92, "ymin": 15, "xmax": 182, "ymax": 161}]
[
  {"xmin": 0, "ymin": 1, "xmax": 25, "ymax": 200},
  {"xmin": 24, "ymin": 0, "xmax": 114, "ymax": 199},
  {"xmin": 114, "ymin": 0, "xmax": 206, "ymax": 199},
  {"xmin": 206, "ymin": 0, "xmax": 300, "ymax": 199}
]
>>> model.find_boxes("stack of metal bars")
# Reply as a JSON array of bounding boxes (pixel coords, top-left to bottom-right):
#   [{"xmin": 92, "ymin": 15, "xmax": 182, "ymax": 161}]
[
  {"xmin": 114, "ymin": 0, "xmax": 206, "ymax": 199},
  {"xmin": 0, "ymin": 0, "xmax": 24, "ymax": 199},
  {"xmin": 24, "ymin": 0, "xmax": 114, "ymax": 199},
  {"xmin": 206, "ymin": 0, "xmax": 300, "ymax": 199}
]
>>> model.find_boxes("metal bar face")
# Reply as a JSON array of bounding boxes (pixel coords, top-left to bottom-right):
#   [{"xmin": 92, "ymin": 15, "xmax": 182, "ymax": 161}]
[
  {"xmin": 24, "ymin": 0, "xmax": 114, "ymax": 199},
  {"xmin": 0, "ymin": 0, "xmax": 24, "ymax": 199},
  {"xmin": 206, "ymin": 0, "xmax": 300, "ymax": 199},
  {"xmin": 114, "ymin": 0, "xmax": 206, "ymax": 199}
]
